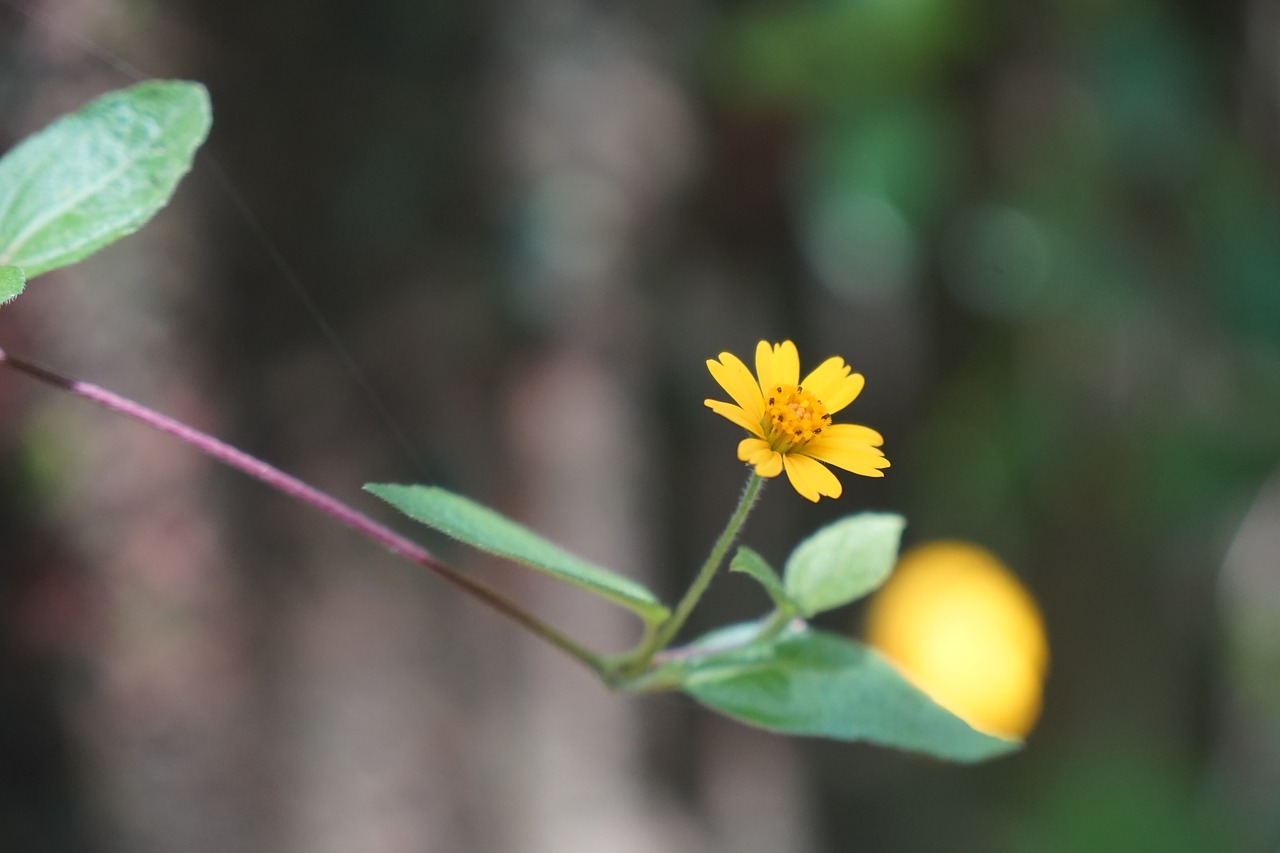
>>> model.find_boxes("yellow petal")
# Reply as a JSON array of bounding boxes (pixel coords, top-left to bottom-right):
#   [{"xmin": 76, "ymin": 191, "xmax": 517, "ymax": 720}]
[
  {"xmin": 737, "ymin": 437, "xmax": 773, "ymax": 465},
  {"xmin": 707, "ymin": 353, "xmax": 765, "ymax": 422},
  {"xmin": 782, "ymin": 453, "xmax": 843, "ymax": 502},
  {"xmin": 800, "ymin": 356, "xmax": 851, "ymax": 401},
  {"xmin": 820, "ymin": 372, "xmax": 866, "ymax": 414},
  {"xmin": 754, "ymin": 340, "xmax": 776, "ymax": 397},
  {"xmin": 705, "ymin": 399, "xmax": 764, "ymax": 437},
  {"xmin": 755, "ymin": 451, "xmax": 784, "ymax": 478},
  {"xmin": 810, "ymin": 422, "xmax": 885, "ymax": 448},
  {"xmin": 805, "ymin": 422, "xmax": 889, "ymax": 476},
  {"xmin": 773, "ymin": 341, "xmax": 800, "ymax": 388},
  {"xmin": 739, "ymin": 438, "xmax": 783, "ymax": 476},
  {"xmin": 803, "ymin": 443, "xmax": 890, "ymax": 477}
]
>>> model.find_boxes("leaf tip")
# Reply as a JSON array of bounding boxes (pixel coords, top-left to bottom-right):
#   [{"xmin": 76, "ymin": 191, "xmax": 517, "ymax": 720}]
[{"xmin": 0, "ymin": 266, "xmax": 26, "ymax": 305}]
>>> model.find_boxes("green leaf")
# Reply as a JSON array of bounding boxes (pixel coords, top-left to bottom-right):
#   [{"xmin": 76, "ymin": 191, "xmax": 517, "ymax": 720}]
[
  {"xmin": 0, "ymin": 265, "xmax": 24, "ymax": 304},
  {"xmin": 0, "ymin": 80, "xmax": 212, "ymax": 278},
  {"xmin": 783, "ymin": 512, "xmax": 905, "ymax": 615},
  {"xmin": 677, "ymin": 625, "xmax": 1019, "ymax": 762},
  {"xmin": 730, "ymin": 546, "xmax": 801, "ymax": 614},
  {"xmin": 365, "ymin": 483, "xmax": 670, "ymax": 622}
]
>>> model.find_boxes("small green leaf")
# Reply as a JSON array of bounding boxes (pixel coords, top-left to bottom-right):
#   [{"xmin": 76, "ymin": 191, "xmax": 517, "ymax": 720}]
[
  {"xmin": 366, "ymin": 483, "xmax": 670, "ymax": 622},
  {"xmin": 676, "ymin": 625, "xmax": 1019, "ymax": 762},
  {"xmin": 783, "ymin": 512, "xmax": 905, "ymax": 616},
  {"xmin": 730, "ymin": 546, "xmax": 801, "ymax": 613},
  {"xmin": 0, "ymin": 80, "xmax": 211, "ymax": 278},
  {"xmin": 0, "ymin": 265, "xmax": 24, "ymax": 303}
]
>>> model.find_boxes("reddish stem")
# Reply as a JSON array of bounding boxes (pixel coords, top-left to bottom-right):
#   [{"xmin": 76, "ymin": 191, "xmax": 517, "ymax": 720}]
[{"xmin": 0, "ymin": 345, "xmax": 604, "ymax": 672}]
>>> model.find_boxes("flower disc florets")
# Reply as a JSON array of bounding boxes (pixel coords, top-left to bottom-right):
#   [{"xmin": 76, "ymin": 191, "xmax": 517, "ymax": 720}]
[{"xmin": 765, "ymin": 384, "xmax": 831, "ymax": 452}]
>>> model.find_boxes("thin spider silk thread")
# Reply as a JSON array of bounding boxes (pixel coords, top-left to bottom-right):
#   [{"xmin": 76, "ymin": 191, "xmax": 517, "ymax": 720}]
[{"xmin": 2, "ymin": 0, "xmax": 429, "ymax": 477}]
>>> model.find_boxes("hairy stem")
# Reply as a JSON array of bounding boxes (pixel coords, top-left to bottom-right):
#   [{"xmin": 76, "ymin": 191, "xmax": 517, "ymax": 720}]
[
  {"xmin": 0, "ymin": 345, "xmax": 605, "ymax": 674},
  {"xmin": 619, "ymin": 472, "xmax": 763, "ymax": 676}
]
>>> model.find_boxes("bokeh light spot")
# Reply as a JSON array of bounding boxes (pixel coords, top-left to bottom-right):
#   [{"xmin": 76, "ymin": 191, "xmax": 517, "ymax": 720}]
[
  {"xmin": 801, "ymin": 188, "xmax": 919, "ymax": 301},
  {"xmin": 864, "ymin": 540, "xmax": 1048, "ymax": 738}
]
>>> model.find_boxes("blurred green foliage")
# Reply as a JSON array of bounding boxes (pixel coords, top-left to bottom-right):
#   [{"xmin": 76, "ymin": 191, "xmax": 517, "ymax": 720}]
[
  {"xmin": 707, "ymin": 0, "xmax": 1280, "ymax": 847},
  {"xmin": 710, "ymin": 0, "xmax": 1280, "ymax": 537}
]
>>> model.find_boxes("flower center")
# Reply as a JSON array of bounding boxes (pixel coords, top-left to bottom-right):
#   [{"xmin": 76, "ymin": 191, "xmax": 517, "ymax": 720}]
[{"xmin": 763, "ymin": 384, "xmax": 831, "ymax": 452}]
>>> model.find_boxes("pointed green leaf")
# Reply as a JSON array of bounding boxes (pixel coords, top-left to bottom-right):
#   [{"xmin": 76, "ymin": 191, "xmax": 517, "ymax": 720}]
[
  {"xmin": 365, "ymin": 483, "xmax": 670, "ymax": 622},
  {"xmin": 676, "ymin": 625, "xmax": 1019, "ymax": 762},
  {"xmin": 0, "ymin": 80, "xmax": 211, "ymax": 278},
  {"xmin": 783, "ymin": 512, "xmax": 905, "ymax": 616},
  {"xmin": 0, "ymin": 265, "xmax": 24, "ymax": 304},
  {"xmin": 730, "ymin": 546, "xmax": 801, "ymax": 614}
]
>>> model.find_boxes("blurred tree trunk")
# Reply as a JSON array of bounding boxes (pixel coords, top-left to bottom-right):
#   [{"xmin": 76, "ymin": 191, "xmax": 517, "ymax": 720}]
[
  {"xmin": 487, "ymin": 4, "xmax": 812, "ymax": 852},
  {"xmin": 6, "ymin": 3, "xmax": 268, "ymax": 851}
]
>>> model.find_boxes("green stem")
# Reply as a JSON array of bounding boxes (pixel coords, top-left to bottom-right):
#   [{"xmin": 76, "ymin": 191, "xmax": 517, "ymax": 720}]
[
  {"xmin": 618, "ymin": 608, "xmax": 795, "ymax": 693},
  {"xmin": 0, "ymin": 345, "xmax": 607, "ymax": 675},
  {"xmin": 754, "ymin": 606, "xmax": 797, "ymax": 642},
  {"xmin": 620, "ymin": 473, "xmax": 763, "ymax": 676}
]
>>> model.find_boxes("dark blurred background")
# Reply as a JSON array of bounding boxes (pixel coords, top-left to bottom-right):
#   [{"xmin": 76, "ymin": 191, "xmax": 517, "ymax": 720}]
[{"xmin": 1, "ymin": 0, "xmax": 1278, "ymax": 850}]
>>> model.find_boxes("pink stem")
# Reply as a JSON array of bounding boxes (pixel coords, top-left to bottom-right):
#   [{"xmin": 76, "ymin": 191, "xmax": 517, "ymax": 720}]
[{"xmin": 0, "ymin": 346, "xmax": 604, "ymax": 672}]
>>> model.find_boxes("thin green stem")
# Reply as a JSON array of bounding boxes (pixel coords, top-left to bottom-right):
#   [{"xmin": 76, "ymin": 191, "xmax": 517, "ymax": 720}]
[
  {"xmin": 754, "ymin": 606, "xmax": 797, "ymax": 643},
  {"xmin": 662, "ymin": 473, "xmax": 765, "ymax": 646},
  {"xmin": 0, "ymin": 345, "xmax": 607, "ymax": 675},
  {"xmin": 620, "ymin": 473, "xmax": 763, "ymax": 676}
]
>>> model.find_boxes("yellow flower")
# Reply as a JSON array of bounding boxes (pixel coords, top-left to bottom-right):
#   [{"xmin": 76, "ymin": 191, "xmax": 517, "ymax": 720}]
[{"xmin": 704, "ymin": 340, "xmax": 889, "ymax": 501}]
